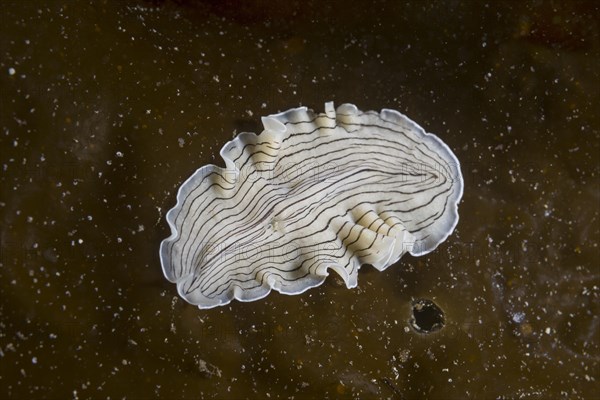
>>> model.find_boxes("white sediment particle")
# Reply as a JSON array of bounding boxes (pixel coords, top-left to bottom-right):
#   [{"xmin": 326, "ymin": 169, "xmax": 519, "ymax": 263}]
[
  {"xmin": 8, "ymin": 67, "xmax": 15, "ymax": 75},
  {"xmin": 512, "ymin": 312, "xmax": 525, "ymax": 323}
]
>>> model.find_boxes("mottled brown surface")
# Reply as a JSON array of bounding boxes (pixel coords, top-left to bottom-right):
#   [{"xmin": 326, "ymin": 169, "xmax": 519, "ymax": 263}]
[{"xmin": 1, "ymin": 1, "xmax": 598, "ymax": 399}]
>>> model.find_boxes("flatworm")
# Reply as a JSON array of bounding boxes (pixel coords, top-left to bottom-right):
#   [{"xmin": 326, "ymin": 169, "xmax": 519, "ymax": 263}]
[{"xmin": 160, "ymin": 102, "xmax": 463, "ymax": 309}]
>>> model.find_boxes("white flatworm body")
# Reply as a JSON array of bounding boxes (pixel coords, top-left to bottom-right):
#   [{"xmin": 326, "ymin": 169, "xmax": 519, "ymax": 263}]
[{"xmin": 160, "ymin": 102, "xmax": 463, "ymax": 309}]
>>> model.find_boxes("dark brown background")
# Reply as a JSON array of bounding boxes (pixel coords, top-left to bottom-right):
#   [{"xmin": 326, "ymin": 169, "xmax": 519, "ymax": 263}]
[{"xmin": 1, "ymin": 1, "xmax": 598, "ymax": 398}]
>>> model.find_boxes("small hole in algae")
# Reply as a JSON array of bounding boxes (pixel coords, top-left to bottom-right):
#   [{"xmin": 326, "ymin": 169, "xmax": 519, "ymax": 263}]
[{"xmin": 410, "ymin": 298, "xmax": 445, "ymax": 334}]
